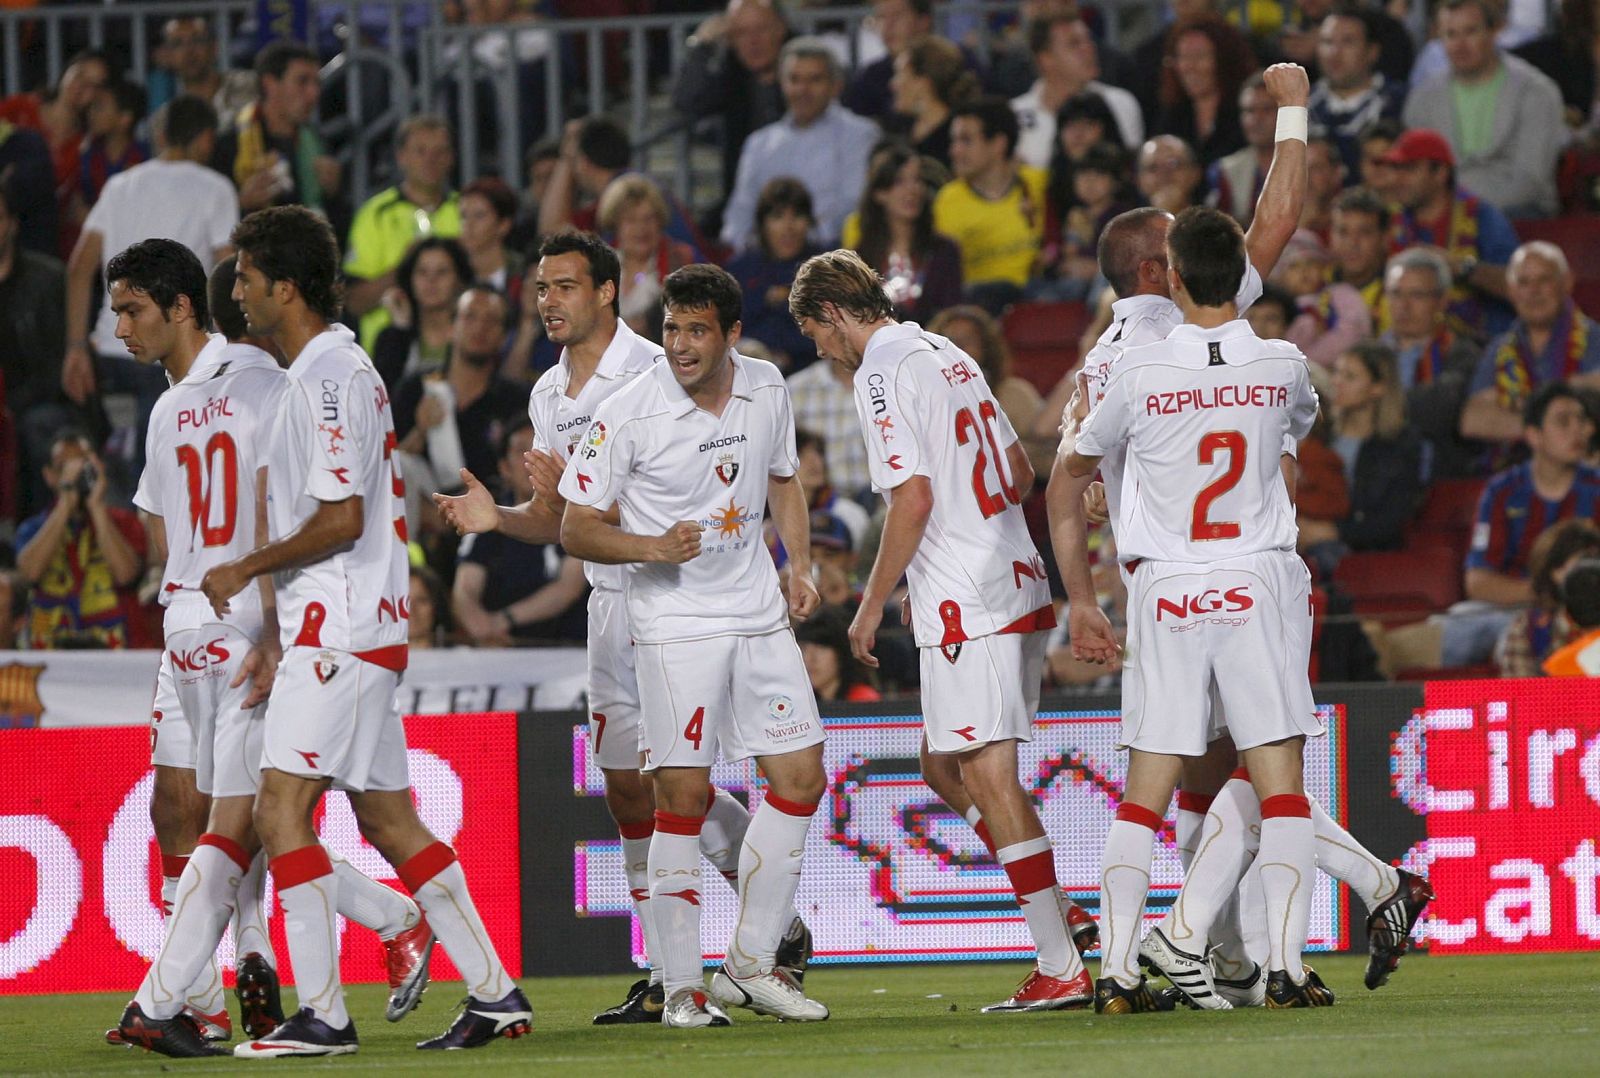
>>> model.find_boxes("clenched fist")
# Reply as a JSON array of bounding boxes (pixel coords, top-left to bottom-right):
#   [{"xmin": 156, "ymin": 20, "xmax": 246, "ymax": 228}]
[
  {"xmin": 1262, "ymin": 62, "xmax": 1310, "ymax": 109},
  {"xmin": 652, "ymin": 521, "xmax": 704, "ymax": 564}
]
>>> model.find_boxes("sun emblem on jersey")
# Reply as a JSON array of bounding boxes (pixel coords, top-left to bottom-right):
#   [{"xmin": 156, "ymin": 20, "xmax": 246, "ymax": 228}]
[
  {"xmin": 710, "ymin": 498, "xmax": 749, "ymax": 539},
  {"xmin": 715, "ymin": 452, "xmax": 739, "ymax": 486},
  {"xmin": 586, "ymin": 422, "xmax": 607, "ymax": 448},
  {"xmin": 318, "ymin": 423, "xmax": 346, "ymax": 456},
  {"xmin": 873, "ymin": 414, "xmax": 895, "ymax": 443}
]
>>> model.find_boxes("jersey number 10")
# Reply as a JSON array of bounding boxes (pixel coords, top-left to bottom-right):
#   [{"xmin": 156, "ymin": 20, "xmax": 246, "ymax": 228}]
[
  {"xmin": 175, "ymin": 432, "xmax": 239, "ymax": 547},
  {"xmin": 955, "ymin": 401, "xmax": 1020, "ymax": 519}
]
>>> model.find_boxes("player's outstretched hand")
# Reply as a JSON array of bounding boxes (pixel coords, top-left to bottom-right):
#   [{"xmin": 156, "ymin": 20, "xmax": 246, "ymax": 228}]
[
  {"xmin": 1263, "ymin": 62, "xmax": 1310, "ymax": 109},
  {"xmin": 200, "ymin": 561, "xmax": 249, "ymax": 619},
  {"xmin": 433, "ymin": 469, "xmax": 498, "ymax": 535},
  {"xmin": 524, "ymin": 448, "xmax": 567, "ymax": 507},
  {"xmin": 653, "ymin": 521, "xmax": 704, "ymax": 563},
  {"xmin": 849, "ymin": 601, "xmax": 884, "ymax": 668},
  {"xmin": 789, "ymin": 569, "xmax": 820, "ymax": 620},
  {"xmin": 232, "ymin": 638, "xmax": 282, "ymax": 709},
  {"xmin": 1083, "ymin": 480, "xmax": 1109, "ymax": 525},
  {"xmin": 1069, "ymin": 603, "xmax": 1123, "ymax": 669}
]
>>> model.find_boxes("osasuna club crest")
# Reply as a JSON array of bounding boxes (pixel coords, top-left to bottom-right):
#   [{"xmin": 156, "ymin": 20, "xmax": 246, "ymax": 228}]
[
  {"xmin": 940, "ymin": 641, "xmax": 963, "ymax": 664},
  {"xmin": 314, "ymin": 651, "xmax": 340, "ymax": 684},
  {"xmin": 715, "ymin": 452, "xmax": 740, "ymax": 486}
]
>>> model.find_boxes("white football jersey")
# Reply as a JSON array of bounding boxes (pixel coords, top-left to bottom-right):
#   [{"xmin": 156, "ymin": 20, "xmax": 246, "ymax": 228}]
[
  {"xmin": 1075, "ymin": 319, "xmax": 1318, "ymax": 565},
  {"xmin": 854, "ymin": 323, "xmax": 1051, "ymax": 649},
  {"xmin": 1071, "ymin": 264, "xmax": 1265, "ymax": 525},
  {"xmin": 557, "ymin": 351, "xmax": 797, "ymax": 644},
  {"xmin": 265, "ymin": 326, "xmax": 410, "ymax": 662},
  {"xmin": 528, "ymin": 320, "xmax": 662, "ymax": 591},
  {"xmin": 135, "ymin": 337, "xmax": 287, "ymax": 635}
]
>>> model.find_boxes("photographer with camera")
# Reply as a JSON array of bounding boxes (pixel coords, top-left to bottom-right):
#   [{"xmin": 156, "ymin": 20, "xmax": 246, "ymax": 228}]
[{"xmin": 15, "ymin": 430, "xmax": 147, "ymax": 648}]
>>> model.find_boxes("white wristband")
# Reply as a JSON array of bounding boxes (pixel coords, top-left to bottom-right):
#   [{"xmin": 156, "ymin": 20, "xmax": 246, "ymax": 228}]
[{"xmin": 1275, "ymin": 106, "xmax": 1308, "ymax": 144}]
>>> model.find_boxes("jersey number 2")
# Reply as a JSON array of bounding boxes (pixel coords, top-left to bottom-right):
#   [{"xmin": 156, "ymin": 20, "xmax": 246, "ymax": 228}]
[
  {"xmin": 175, "ymin": 432, "xmax": 238, "ymax": 547},
  {"xmin": 1191, "ymin": 431, "xmax": 1246, "ymax": 541},
  {"xmin": 955, "ymin": 401, "xmax": 1019, "ymax": 519}
]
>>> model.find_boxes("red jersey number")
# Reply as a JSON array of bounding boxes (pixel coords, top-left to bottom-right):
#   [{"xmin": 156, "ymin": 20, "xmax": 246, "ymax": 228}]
[
  {"xmin": 1191, "ymin": 431, "xmax": 1246, "ymax": 541},
  {"xmin": 175, "ymin": 431, "xmax": 239, "ymax": 547},
  {"xmin": 955, "ymin": 401, "xmax": 1020, "ymax": 519}
]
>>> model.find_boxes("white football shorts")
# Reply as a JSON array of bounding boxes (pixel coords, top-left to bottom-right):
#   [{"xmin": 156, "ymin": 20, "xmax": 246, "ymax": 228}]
[
  {"xmin": 165, "ymin": 623, "xmax": 266, "ymax": 798},
  {"xmin": 920, "ymin": 629, "xmax": 1046, "ymax": 754},
  {"xmin": 587, "ymin": 586, "xmax": 644, "ymax": 770},
  {"xmin": 261, "ymin": 646, "xmax": 410, "ymax": 792},
  {"xmin": 148, "ymin": 650, "xmax": 194, "ymax": 770}
]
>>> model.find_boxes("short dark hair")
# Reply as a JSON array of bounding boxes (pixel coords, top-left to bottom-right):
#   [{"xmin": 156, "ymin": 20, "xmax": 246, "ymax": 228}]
[
  {"xmin": 395, "ymin": 236, "xmax": 472, "ymax": 314},
  {"xmin": 1561, "ymin": 557, "xmax": 1600, "ymax": 629},
  {"xmin": 256, "ymin": 40, "xmax": 318, "ymax": 83},
  {"xmin": 230, "ymin": 205, "xmax": 344, "ymax": 321},
  {"xmin": 1440, "ymin": 0, "xmax": 1502, "ymax": 27},
  {"xmin": 498, "ymin": 418, "xmax": 533, "ymax": 460},
  {"xmin": 161, "ymin": 93, "xmax": 218, "ymax": 149},
  {"xmin": 539, "ymin": 230, "xmax": 622, "ymax": 315},
  {"xmin": 1326, "ymin": 4, "xmax": 1381, "ymax": 45},
  {"xmin": 526, "ymin": 138, "xmax": 561, "ymax": 170},
  {"xmin": 1525, "ymin": 381, "xmax": 1585, "ymax": 430},
  {"xmin": 105, "ymin": 237, "xmax": 209, "ymax": 328},
  {"xmin": 1168, "ymin": 207, "xmax": 1245, "ymax": 307},
  {"xmin": 1333, "ymin": 185, "xmax": 1391, "ymax": 231},
  {"xmin": 1027, "ymin": 11, "xmax": 1082, "ymax": 56},
  {"xmin": 208, "ymin": 255, "xmax": 248, "ymax": 340},
  {"xmin": 577, "ymin": 117, "xmax": 631, "ymax": 172},
  {"xmin": 795, "ymin": 426, "xmax": 826, "ymax": 459},
  {"xmin": 1252, "ymin": 284, "xmax": 1298, "ymax": 326},
  {"xmin": 462, "ymin": 176, "xmax": 518, "ymax": 222},
  {"xmin": 952, "ymin": 96, "xmax": 1020, "ymax": 158},
  {"xmin": 755, "ymin": 177, "xmax": 814, "ymax": 257},
  {"xmin": 50, "ymin": 428, "xmax": 96, "ymax": 458},
  {"xmin": 663, "ymin": 263, "xmax": 742, "ymax": 335},
  {"xmin": 1361, "ymin": 117, "xmax": 1403, "ymax": 147},
  {"xmin": 101, "ymin": 78, "xmax": 146, "ymax": 122},
  {"xmin": 1097, "ymin": 207, "xmax": 1169, "ymax": 299}
]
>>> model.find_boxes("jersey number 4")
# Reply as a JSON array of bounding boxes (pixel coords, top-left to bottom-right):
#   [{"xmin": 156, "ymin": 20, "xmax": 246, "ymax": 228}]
[
  {"xmin": 175, "ymin": 431, "xmax": 238, "ymax": 547},
  {"xmin": 1191, "ymin": 431, "xmax": 1246, "ymax": 541},
  {"xmin": 955, "ymin": 401, "xmax": 1020, "ymax": 519}
]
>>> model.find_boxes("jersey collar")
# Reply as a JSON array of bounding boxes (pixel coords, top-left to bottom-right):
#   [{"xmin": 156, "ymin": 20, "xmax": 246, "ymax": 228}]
[
  {"xmin": 1165, "ymin": 319, "xmax": 1255, "ymax": 342},
  {"xmin": 181, "ymin": 335, "xmax": 279, "ymax": 385},
  {"xmin": 287, "ymin": 324, "xmax": 359, "ymax": 378},
  {"xmin": 659, "ymin": 348, "xmax": 756, "ymax": 418},
  {"xmin": 1109, "ymin": 293, "xmax": 1176, "ymax": 323},
  {"xmin": 558, "ymin": 319, "xmax": 642, "ymax": 392},
  {"xmin": 860, "ymin": 320, "xmax": 925, "ymax": 363}
]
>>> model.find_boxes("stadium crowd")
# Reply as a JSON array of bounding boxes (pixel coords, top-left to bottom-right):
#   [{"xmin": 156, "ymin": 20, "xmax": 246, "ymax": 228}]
[{"xmin": 2, "ymin": 0, "xmax": 1599, "ymax": 692}]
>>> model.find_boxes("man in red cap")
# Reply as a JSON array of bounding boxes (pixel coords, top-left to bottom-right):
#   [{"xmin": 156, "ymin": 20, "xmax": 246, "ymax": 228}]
[{"xmin": 1385, "ymin": 126, "xmax": 1519, "ymax": 341}]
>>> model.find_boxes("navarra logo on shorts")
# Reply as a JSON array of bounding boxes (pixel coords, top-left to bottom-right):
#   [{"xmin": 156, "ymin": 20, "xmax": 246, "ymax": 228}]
[
  {"xmin": 586, "ymin": 422, "xmax": 607, "ymax": 448},
  {"xmin": 313, "ymin": 651, "xmax": 341, "ymax": 684},
  {"xmin": 1155, "ymin": 586, "xmax": 1254, "ymax": 631},
  {"xmin": 715, "ymin": 452, "xmax": 739, "ymax": 486},
  {"xmin": 768, "ymin": 694, "xmax": 793, "ymax": 720}
]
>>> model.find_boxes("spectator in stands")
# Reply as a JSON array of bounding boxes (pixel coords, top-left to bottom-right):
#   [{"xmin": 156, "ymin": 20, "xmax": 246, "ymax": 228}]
[
  {"xmin": 1044, "ymin": 92, "xmax": 1122, "ymax": 218},
  {"xmin": 1329, "ymin": 186, "xmax": 1391, "ymax": 328},
  {"xmin": 1297, "ymin": 136, "xmax": 1344, "ymax": 243},
  {"xmin": 1298, "ymin": 342, "xmax": 1426, "ymax": 574},
  {"xmin": 344, "ymin": 114, "xmax": 460, "ymax": 352},
  {"xmin": 0, "ymin": 119, "xmax": 58, "ymax": 259},
  {"xmin": 1403, "ymin": 0, "xmax": 1567, "ymax": 218},
  {"xmin": 1011, "ymin": 10, "xmax": 1143, "ymax": 171},
  {"xmin": 1381, "ymin": 245, "xmax": 1485, "ymax": 477},
  {"xmin": 928, "ymin": 305, "xmax": 1051, "ymax": 476},
  {"xmin": 721, "ymin": 37, "xmax": 878, "ymax": 251},
  {"xmin": 672, "ymin": 0, "xmax": 791, "ymax": 200},
  {"xmin": 1386, "ymin": 128, "xmax": 1518, "ymax": 340},
  {"xmin": 1155, "ymin": 16, "xmax": 1256, "ymax": 167},
  {"xmin": 1450, "ymin": 383, "xmax": 1600, "ymax": 667},
  {"xmin": 795, "ymin": 427, "xmax": 871, "ymax": 550},
  {"xmin": 76, "ymin": 79, "xmax": 148, "ymax": 213},
  {"xmin": 0, "ymin": 178, "xmax": 66, "ymax": 518},
  {"xmin": 933, "ymin": 96, "xmax": 1046, "ymax": 312},
  {"xmin": 146, "ymin": 16, "xmax": 255, "ymax": 124},
  {"xmin": 1209, "ymin": 74, "xmax": 1277, "ymax": 227},
  {"xmin": 1293, "ymin": 400, "xmax": 1350, "ymax": 568},
  {"xmin": 727, "ymin": 178, "xmax": 820, "ymax": 371},
  {"xmin": 849, "ymin": 146, "xmax": 963, "ymax": 324},
  {"xmin": 844, "ymin": 0, "xmax": 934, "ymax": 121},
  {"xmin": 1496, "ymin": 519, "xmax": 1600, "ymax": 677},
  {"xmin": 211, "ymin": 40, "xmax": 339, "ymax": 217},
  {"xmin": 1306, "ymin": 5, "xmax": 1404, "ymax": 177},
  {"xmin": 600, "ymin": 174, "xmax": 697, "ymax": 342},
  {"xmin": 15, "ymin": 430, "xmax": 146, "ymax": 649},
  {"xmin": 1034, "ymin": 142, "xmax": 1132, "ymax": 301},
  {"xmin": 1245, "ymin": 282, "xmax": 1297, "ymax": 341},
  {"xmin": 1541, "ymin": 556, "xmax": 1600, "ymax": 675},
  {"xmin": 373, "ymin": 236, "xmax": 473, "ymax": 389},
  {"xmin": 889, "ymin": 36, "xmax": 981, "ymax": 170},
  {"xmin": 0, "ymin": 49, "xmax": 108, "ymax": 258},
  {"xmin": 453, "ymin": 421, "xmax": 587, "ymax": 646},
  {"xmin": 1512, "ymin": 0, "xmax": 1597, "ymax": 127},
  {"xmin": 1128, "ymin": 0, "xmax": 1255, "ymax": 120},
  {"xmin": 1273, "ymin": 0, "xmax": 1414, "ymax": 85},
  {"xmin": 796, "ymin": 604, "xmax": 881, "ymax": 702},
  {"xmin": 1278, "ymin": 229, "xmax": 1372, "ymax": 368},
  {"xmin": 1461, "ymin": 241, "xmax": 1600, "ymax": 448},
  {"xmin": 511, "ymin": 138, "xmax": 560, "ymax": 252},
  {"xmin": 393, "ymin": 285, "xmax": 530, "ymax": 531},
  {"xmin": 62, "ymin": 95, "xmax": 237, "ymax": 480},
  {"xmin": 409, "ymin": 563, "xmax": 449, "ymax": 649},
  {"xmin": 1135, "ymin": 134, "xmax": 1205, "ymax": 215},
  {"xmin": 788, "ymin": 348, "xmax": 872, "ymax": 502},
  {"xmin": 459, "ymin": 177, "xmax": 524, "ymax": 309},
  {"xmin": 1356, "ymin": 116, "xmax": 1402, "ymax": 201}
]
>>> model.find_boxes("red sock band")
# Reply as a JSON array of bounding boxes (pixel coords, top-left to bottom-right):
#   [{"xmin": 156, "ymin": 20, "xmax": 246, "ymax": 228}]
[
  {"xmin": 1001, "ymin": 850, "xmax": 1058, "ymax": 896},
  {"xmin": 1115, "ymin": 803, "xmax": 1164, "ymax": 832},
  {"xmin": 705, "ymin": 786, "xmax": 718, "ymax": 812},
  {"xmin": 618, "ymin": 820, "xmax": 655, "ymax": 841},
  {"xmin": 1260, "ymin": 794, "xmax": 1312, "ymax": 819},
  {"xmin": 269, "ymin": 844, "xmax": 333, "ymax": 891},
  {"xmin": 397, "ymin": 841, "xmax": 458, "ymax": 892},
  {"xmin": 1230, "ymin": 766, "xmax": 1251, "ymax": 782},
  {"xmin": 161, "ymin": 854, "xmax": 189, "ymax": 878},
  {"xmin": 197, "ymin": 833, "xmax": 252, "ymax": 873},
  {"xmin": 654, "ymin": 810, "xmax": 704, "ymax": 836},
  {"xmin": 972, "ymin": 819, "xmax": 998, "ymax": 859},
  {"xmin": 1176, "ymin": 791, "xmax": 1215, "ymax": 815},
  {"xmin": 763, "ymin": 793, "xmax": 819, "ymax": 818}
]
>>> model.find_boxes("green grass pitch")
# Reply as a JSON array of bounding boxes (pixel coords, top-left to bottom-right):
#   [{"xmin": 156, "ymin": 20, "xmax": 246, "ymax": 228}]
[{"xmin": 6, "ymin": 954, "xmax": 1599, "ymax": 1076}]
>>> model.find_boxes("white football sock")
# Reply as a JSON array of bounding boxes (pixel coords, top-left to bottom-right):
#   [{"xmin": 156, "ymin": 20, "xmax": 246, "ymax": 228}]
[
  {"xmin": 1311, "ymin": 797, "xmax": 1400, "ymax": 913},
  {"xmin": 1163, "ymin": 778, "xmax": 1259, "ymax": 955},
  {"xmin": 701, "ymin": 785, "xmax": 751, "ymax": 888},
  {"xmin": 328, "ymin": 847, "xmax": 418, "ymax": 939},
  {"xmin": 272, "ymin": 846, "xmax": 348, "ymax": 1028},
  {"xmin": 138, "ymin": 840, "xmax": 248, "ymax": 1019},
  {"xmin": 232, "ymin": 850, "xmax": 275, "ymax": 965},
  {"xmin": 649, "ymin": 813, "xmax": 706, "ymax": 996},
  {"xmin": 1174, "ymin": 790, "xmax": 1212, "ymax": 871},
  {"xmin": 726, "ymin": 796, "xmax": 814, "ymax": 978},
  {"xmin": 398, "ymin": 843, "xmax": 512, "ymax": 1003},
  {"xmin": 999, "ymin": 836, "xmax": 1083, "ymax": 980},
  {"xmin": 620, "ymin": 822, "xmax": 663, "ymax": 986},
  {"xmin": 1258, "ymin": 798, "xmax": 1315, "ymax": 982},
  {"xmin": 1100, "ymin": 808, "xmax": 1162, "ymax": 988}
]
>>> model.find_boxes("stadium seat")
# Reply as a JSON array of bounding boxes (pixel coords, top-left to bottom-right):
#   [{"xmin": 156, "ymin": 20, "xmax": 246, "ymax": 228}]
[
  {"xmin": 1406, "ymin": 477, "xmax": 1484, "ymax": 563},
  {"xmin": 1512, "ymin": 216, "xmax": 1600, "ymax": 276},
  {"xmin": 1576, "ymin": 278, "xmax": 1600, "ymax": 322},
  {"xmin": 1333, "ymin": 546, "xmax": 1464, "ymax": 619},
  {"xmin": 1002, "ymin": 300, "xmax": 1092, "ymax": 394}
]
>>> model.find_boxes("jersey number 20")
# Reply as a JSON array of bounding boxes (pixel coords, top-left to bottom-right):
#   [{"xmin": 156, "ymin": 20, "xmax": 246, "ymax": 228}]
[
  {"xmin": 1191, "ymin": 431, "xmax": 1245, "ymax": 541},
  {"xmin": 955, "ymin": 401, "xmax": 1020, "ymax": 519},
  {"xmin": 176, "ymin": 432, "xmax": 238, "ymax": 547}
]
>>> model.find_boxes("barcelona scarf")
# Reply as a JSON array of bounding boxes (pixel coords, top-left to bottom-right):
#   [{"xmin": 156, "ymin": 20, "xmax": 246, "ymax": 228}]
[{"xmin": 1493, "ymin": 301, "xmax": 1589, "ymax": 408}]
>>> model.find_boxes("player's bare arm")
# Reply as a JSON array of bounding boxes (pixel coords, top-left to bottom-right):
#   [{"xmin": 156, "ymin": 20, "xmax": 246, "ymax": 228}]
[
  {"xmin": 1244, "ymin": 63, "xmax": 1310, "ymax": 281},
  {"xmin": 768, "ymin": 472, "xmax": 820, "ymax": 620},
  {"xmin": 1045, "ymin": 460, "xmax": 1121, "ymax": 668},
  {"xmin": 560, "ymin": 502, "xmax": 703, "ymax": 566},
  {"xmin": 433, "ymin": 467, "xmax": 565, "ymax": 544},
  {"xmin": 199, "ymin": 495, "xmax": 363, "ymax": 617},
  {"xmin": 850, "ymin": 475, "xmax": 934, "ymax": 668}
]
